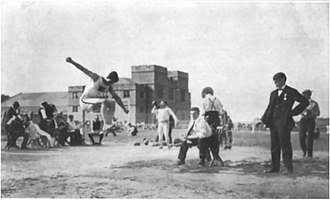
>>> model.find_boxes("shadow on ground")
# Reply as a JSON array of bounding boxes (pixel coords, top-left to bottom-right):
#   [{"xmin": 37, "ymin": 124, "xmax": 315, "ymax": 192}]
[{"xmin": 112, "ymin": 157, "xmax": 329, "ymax": 179}]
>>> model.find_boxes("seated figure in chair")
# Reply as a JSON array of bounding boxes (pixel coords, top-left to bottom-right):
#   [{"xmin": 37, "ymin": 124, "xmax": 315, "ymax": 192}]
[
  {"xmin": 24, "ymin": 114, "xmax": 53, "ymax": 148},
  {"xmin": 88, "ymin": 115, "xmax": 103, "ymax": 145},
  {"xmin": 127, "ymin": 123, "xmax": 138, "ymax": 136},
  {"xmin": 53, "ymin": 112, "xmax": 70, "ymax": 146},
  {"xmin": 67, "ymin": 115, "xmax": 82, "ymax": 146},
  {"xmin": 177, "ymin": 107, "xmax": 213, "ymax": 167}
]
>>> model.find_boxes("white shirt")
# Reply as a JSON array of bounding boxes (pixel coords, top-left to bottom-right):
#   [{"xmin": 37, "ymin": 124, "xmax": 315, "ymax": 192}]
[
  {"xmin": 67, "ymin": 120, "xmax": 77, "ymax": 132},
  {"xmin": 151, "ymin": 106, "xmax": 178, "ymax": 123},
  {"xmin": 187, "ymin": 116, "xmax": 212, "ymax": 138},
  {"xmin": 301, "ymin": 98, "xmax": 320, "ymax": 119},
  {"xmin": 25, "ymin": 123, "xmax": 40, "ymax": 140},
  {"xmin": 40, "ymin": 107, "xmax": 47, "ymax": 119},
  {"xmin": 277, "ymin": 85, "xmax": 286, "ymax": 96},
  {"xmin": 202, "ymin": 94, "xmax": 223, "ymax": 115}
]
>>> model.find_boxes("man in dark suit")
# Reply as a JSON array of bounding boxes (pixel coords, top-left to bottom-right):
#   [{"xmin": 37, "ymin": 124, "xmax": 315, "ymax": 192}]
[
  {"xmin": 5, "ymin": 101, "xmax": 29, "ymax": 149},
  {"xmin": 261, "ymin": 72, "xmax": 309, "ymax": 174}
]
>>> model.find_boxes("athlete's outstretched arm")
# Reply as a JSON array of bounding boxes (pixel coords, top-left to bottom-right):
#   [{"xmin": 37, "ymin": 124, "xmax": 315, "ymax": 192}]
[
  {"xmin": 108, "ymin": 86, "xmax": 129, "ymax": 114},
  {"xmin": 66, "ymin": 57, "xmax": 99, "ymax": 81}
]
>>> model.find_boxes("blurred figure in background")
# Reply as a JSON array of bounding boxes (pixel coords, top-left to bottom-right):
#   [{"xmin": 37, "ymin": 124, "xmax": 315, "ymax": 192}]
[
  {"xmin": 224, "ymin": 115, "xmax": 234, "ymax": 150},
  {"xmin": 92, "ymin": 115, "xmax": 102, "ymax": 132},
  {"xmin": 89, "ymin": 115, "xmax": 103, "ymax": 145},
  {"xmin": 127, "ymin": 123, "xmax": 138, "ymax": 136},
  {"xmin": 5, "ymin": 101, "xmax": 28, "ymax": 149},
  {"xmin": 299, "ymin": 89, "xmax": 320, "ymax": 158},
  {"xmin": 67, "ymin": 115, "xmax": 83, "ymax": 146},
  {"xmin": 24, "ymin": 114, "xmax": 53, "ymax": 147}
]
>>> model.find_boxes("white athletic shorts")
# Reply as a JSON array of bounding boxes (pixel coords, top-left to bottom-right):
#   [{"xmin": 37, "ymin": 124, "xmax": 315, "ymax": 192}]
[{"xmin": 79, "ymin": 96, "xmax": 108, "ymax": 112}]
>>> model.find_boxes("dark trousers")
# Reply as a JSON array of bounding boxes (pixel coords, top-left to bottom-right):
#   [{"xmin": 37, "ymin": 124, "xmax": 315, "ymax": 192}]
[
  {"xmin": 204, "ymin": 111, "xmax": 221, "ymax": 160},
  {"xmin": 69, "ymin": 130, "xmax": 82, "ymax": 146},
  {"xmin": 178, "ymin": 138, "xmax": 209, "ymax": 162},
  {"xmin": 299, "ymin": 118, "xmax": 315, "ymax": 157},
  {"xmin": 224, "ymin": 130, "xmax": 233, "ymax": 147},
  {"xmin": 88, "ymin": 132, "xmax": 104, "ymax": 144},
  {"xmin": 207, "ymin": 133, "xmax": 221, "ymax": 160},
  {"xmin": 57, "ymin": 130, "xmax": 72, "ymax": 146},
  {"xmin": 5, "ymin": 124, "xmax": 29, "ymax": 149},
  {"xmin": 270, "ymin": 121, "xmax": 293, "ymax": 170}
]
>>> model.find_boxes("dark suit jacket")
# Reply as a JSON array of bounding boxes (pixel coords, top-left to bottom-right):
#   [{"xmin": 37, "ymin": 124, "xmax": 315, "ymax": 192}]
[
  {"xmin": 6, "ymin": 107, "xmax": 19, "ymax": 123},
  {"xmin": 261, "ymin": 85, "xmax": 309, "ymax": 130}
]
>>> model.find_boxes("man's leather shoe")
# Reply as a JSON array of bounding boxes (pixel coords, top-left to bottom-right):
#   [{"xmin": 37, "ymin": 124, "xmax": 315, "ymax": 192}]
[
  {"xmin": 198, "ymin": 160, "xmax": 205, "ymax": 167},
  {"xmin": 177, "ymin": 160, "xmax": 185, "ymax": 165},
  {"xmin": 264, "ymin": 168, "xmax": 280, "ymax": 173},
  {"xmin": 21, "ymin": 146, "xmax": 29, "ymax": 150},
  {"xmin": 282, "ymin": 168, "xmax": 293, "ymax": 175}
]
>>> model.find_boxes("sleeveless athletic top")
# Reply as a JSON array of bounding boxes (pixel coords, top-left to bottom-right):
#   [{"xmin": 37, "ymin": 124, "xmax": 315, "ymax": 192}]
[{"xmin": 82, "ymin": 77, "xmax": 111, "ymax": 99}]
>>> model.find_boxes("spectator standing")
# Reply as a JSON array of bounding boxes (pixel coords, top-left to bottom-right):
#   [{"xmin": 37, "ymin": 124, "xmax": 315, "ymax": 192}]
[
  {"xmin": 299, "ymin": 89, "xmax": 320, "ymax": 158},
  {"xmin": 151, "ymin": 100, "xmax": 178, "ymax": 149},
  {"xmin": 261, "ymin": 72, "xmax": 309, "ymax": 174}
]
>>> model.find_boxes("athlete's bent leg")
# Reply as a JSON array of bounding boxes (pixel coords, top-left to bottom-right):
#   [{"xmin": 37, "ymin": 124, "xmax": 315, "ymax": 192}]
[{"xmin": 101, "ymin": 100, "xmax": 116, "ymax": 131}]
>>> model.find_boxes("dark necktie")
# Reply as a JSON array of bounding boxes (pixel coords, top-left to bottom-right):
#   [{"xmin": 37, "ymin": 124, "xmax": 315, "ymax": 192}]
[{"xmin": 187, "ymin": 120, "xmax": 195, "ymax": 136}]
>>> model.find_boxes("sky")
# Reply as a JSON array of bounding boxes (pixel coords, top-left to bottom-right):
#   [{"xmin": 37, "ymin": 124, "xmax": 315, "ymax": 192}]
[{"xmin": 1, "ymin": 1, "xmax": 329, "ymax": 122}]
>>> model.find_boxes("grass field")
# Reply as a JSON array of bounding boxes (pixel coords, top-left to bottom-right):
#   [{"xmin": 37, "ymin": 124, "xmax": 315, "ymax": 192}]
[{"xmin": 231, "ymin": 130, "xmax": 329, "ymax": 152}]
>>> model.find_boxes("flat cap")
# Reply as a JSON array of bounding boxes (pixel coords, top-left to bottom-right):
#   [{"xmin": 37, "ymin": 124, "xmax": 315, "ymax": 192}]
[
  {"xmin": 273, "ymin": 72, "xmax": 287, "ymax": 81},
  {"xmin": 201, "ymin": 87, "xmax": 214, "ymax": 98}
]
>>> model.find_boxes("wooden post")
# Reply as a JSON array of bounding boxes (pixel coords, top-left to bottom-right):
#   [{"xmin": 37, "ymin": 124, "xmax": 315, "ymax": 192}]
[{"xmin": 82, "ymin": 110, "xmax": 86, "ymax": 139}]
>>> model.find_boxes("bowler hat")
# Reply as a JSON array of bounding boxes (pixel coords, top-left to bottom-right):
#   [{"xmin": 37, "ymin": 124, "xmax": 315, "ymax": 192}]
[
  {"xmin": 273, "ymin": 72, "xmax": 287, "ymax": 81},
  {"xmin": 201, "ymin": 87, "xmax": 214, "ymax": 98}
]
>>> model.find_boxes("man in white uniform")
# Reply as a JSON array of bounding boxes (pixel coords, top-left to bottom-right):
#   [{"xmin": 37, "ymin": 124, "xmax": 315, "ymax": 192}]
[
  {"xmin": 151, "ymin": 100, "xmax": 178, "ymax": 149},
  {"xmin": 66, "ymin": 57, "xmax": 129, "ymax": 136}
]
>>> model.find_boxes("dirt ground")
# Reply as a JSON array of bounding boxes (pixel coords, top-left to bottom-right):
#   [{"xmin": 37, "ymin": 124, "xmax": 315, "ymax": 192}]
[{"xmin": 1, "ymin": 130, "xmax": 329, "ymax": 198}]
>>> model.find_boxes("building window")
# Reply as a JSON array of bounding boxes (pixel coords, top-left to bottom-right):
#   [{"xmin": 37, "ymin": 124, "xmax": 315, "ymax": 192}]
[
  {"xmin": 169, "ymin": 88, "xmax": 174, "ymax": 100},
  {"xmin": 72, "ymin": 106, "xmax": 78, "ymax": 112},
  {"xmin": 180, "ymin": 90, "xmax": 185, "ymax": 102},
  {"xmin": 157, "ymin": 86, "xmax": 163, "ymax": 99},
  {"xmin": 123, "ymin": 90, "xmax": 130, "ymax": 98},
  {"xmin": 140, "ymin": 91, "xmax": 145, "ymax": 99},
  {"xmin": 140, "ymin": 106, "xmax": 144, "ymax": 113},
  {"xmin": 72, "ymin": 92, "xmax": 78, "ymax": 99}
]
